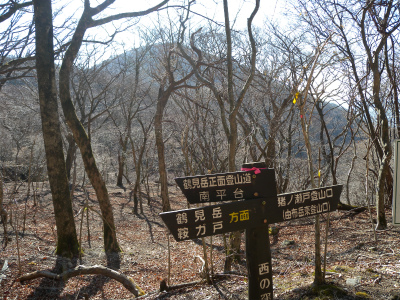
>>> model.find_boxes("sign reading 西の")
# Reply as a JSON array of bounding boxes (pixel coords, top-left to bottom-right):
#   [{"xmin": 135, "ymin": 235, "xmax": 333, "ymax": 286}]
[{"xmin": 160, "ymin": 166, "xmax": 342, "ymax": 300}]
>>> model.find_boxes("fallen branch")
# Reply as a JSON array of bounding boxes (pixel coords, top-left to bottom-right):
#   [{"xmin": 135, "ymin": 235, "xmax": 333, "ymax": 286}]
[
  {"xmin": 337, "ymin": 202, "xmax": 366, "ymax": 211},
  {"xmin": 18, "ymin": 265, "xmax": 145, "ymax": 297},
  {"xmin": 337, "ymin": 203, "xmax": 367, "ymax": 220},
  {"xmin": 161, "ymin": 279, "xmax": 203, "ymax": 292}
]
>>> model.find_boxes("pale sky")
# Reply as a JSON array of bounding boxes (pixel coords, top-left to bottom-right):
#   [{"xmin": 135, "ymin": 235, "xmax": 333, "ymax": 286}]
[{"xmin": 53, "ymin": 0, "xmax": 286, "ymax": 59}]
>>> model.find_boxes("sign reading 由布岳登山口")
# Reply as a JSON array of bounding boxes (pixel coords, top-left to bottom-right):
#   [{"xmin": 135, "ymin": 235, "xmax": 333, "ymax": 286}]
[{"xmin": 160, "ymin": 165, "xmax": 343, "ymax": 300}]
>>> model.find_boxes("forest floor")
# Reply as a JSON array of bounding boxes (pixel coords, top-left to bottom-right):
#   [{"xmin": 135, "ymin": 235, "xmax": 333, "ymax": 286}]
[{"xmin": 0, "ymin": 182, "xmax": 400, "ymax": 299}]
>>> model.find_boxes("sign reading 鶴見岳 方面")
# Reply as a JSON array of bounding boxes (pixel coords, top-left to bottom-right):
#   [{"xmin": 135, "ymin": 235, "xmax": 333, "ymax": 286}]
[{"xmin": 160, "ymin": 164, "xmax": 342, "ymax": 300}]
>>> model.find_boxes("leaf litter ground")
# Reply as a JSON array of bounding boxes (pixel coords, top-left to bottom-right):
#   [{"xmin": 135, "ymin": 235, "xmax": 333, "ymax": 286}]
[{"xmin": 0, "ymin": 183, "xmax": 399, "ymax": 299}]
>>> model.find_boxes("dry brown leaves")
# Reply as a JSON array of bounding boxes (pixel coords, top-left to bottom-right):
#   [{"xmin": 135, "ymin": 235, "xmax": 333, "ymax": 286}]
[{"xmin": 0, "ymin": 183, "xmax": 399, "ymax": 299}]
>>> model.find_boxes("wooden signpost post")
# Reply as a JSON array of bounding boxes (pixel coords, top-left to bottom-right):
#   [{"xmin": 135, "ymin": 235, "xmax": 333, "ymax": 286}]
[{"xmin": 160, "ymin": 163, "xmax": 343, "ymax": 299}]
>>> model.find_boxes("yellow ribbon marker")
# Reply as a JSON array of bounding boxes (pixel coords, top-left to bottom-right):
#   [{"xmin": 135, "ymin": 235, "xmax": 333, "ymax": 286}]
[
  {"xmin": 293, "ymin": 92, "xmax": 299, "ymax": 104},
  {"xmin": 318, "ymin": 170, "xmax": 321, "ymax": 177}
]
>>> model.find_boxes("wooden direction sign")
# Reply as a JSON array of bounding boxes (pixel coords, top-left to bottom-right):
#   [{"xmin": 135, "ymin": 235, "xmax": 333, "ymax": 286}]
[
  {"xmin": 161, "ymin": 167, "xmax": 343, "ymax": 300},
  {"xmin": 160, "ymin": 185, "xmax": 342, "ymax": 241},
  {"xmin": 174, "ymin": 169, "xmax": 276, "ymax": 204},
  {"xmin": 246, "ymin": 224, "xmax": 273, "ymax": 300}
]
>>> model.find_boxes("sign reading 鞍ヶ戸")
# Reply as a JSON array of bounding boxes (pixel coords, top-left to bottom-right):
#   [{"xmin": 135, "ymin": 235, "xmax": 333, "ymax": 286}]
[{"xmin": 160, "ymin": 166, "xmax": 343, "ymax": 300}]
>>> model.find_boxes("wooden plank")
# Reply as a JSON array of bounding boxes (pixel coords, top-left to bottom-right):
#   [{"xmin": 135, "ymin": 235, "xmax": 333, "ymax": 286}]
[
  {"xmin": 265, "ymin": 185, "xmax": 343, "ymax": 224},
  {"xmin": 160, "ymin": 198, "xmax": 268, "ymax": 241},
  {"xmin": 393, "ymin": 139, "xmax": 400, "ymax": 226},
  {"xmin": 160, "ymin": 185, "xmax": 342, "ymax": 241},
  {"xmin": 174, "ymin": 169, "xmax": 276, "ymax": 204},
  {"xmin": 246, "ymin": 225, "xmax": 273, "ymax": 300}
]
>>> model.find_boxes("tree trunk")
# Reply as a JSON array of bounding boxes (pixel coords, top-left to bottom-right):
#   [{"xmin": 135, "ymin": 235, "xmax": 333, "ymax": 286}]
[
  {"xmin": 371, "ymin": 65, "xmax": 392, "ymax": 230},
  {"xmin": 313, "ymin": 215, "xmax": 324, "ymax": 285},
  {"xmin": 376, "ymin": 154, "xmax": 390, "ymax": 230},
  {"xmin": 154, "ymin": 88, "xmax": 171, "ymax": 212},
  {"xmin": 59, "ymin": 84, "xmax": 120, "ymax": 252},
  {"xmin": 65, "ymin": 134, "xmax": 77, "ymax": 181},
  {"xmin": 360, "ymin": 5, "xmax": 394, "ymax": 230},
  {"xmin": 0, "ymin": 170, "xmax": 7, "ymax": 244},
  {"xmin": 116, "ymin": 152, "xmax": 124, "ymax": 188},
  {"xmin": 57, "ymin": 9, "xmax": 120, "ymax": 253},
  {"xmin": 265, "ymin": 116, "xmax": 278, "ymax": 168},
  {"xmin": 33, "ymin": 0, "xmax": 79, "ymax": 257}
]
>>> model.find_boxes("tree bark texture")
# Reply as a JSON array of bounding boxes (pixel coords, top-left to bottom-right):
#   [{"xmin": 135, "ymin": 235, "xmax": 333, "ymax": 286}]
[
  {"xmin": 117, "ymin": 152, "xmax": 124, "ymax": 187},
  {"xmin": 58, "ymin": 1, "xmax": 169, "ymax": 250},
  {"xmin": 65, "ymin": 134, "xmax": 77, "ymax": 181},
  {"xmin": 33, "ymin": 0, "xmax": 79, "ymax": 257},
  {"xmin": 0, "ymin": 171, "xmax": 7, "ymax": 243},
  {"xmin": 155, "ymin": 87, "xmax": 171, "ymax": 212},
  {"xmin": 58, "ymin": 6, "xmax": 120, "ymax": 253}
]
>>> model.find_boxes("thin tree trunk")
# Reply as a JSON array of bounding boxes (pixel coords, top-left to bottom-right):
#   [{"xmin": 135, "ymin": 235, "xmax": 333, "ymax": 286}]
[
  {"xmin": 0, "ymin": 170, "xmax": 7, "ymax": 246},
  {"xmin": 116, "ymin": 152, "xmax": 124, "ymax": 188},
  {"xmin": 65, "ymin": 134, "xmax": 77, "ymax": 181},
  {"xmin": 58, "ymin": 14, "xmax": 120, "ymax": 253},
  {"xmin": 26, "ymin": 140, "xmax": 35, "ymax": 198},
  {"xmin": 155, "ymin": 88, "xmax": 171, "ymax": 212}
]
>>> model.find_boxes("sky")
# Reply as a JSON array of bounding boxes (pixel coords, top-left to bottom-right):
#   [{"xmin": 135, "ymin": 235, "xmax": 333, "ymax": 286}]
[{"xmin": 53, "ymin": 0, "xmax": 287, "ymax": 60}]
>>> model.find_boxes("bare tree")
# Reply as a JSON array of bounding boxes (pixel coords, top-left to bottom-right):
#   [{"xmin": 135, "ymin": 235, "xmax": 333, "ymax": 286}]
[
  {"xmin": 295, "ymin": 0, "xmax": 400, "ymax": 230},
  {"xmin": 33, "ymin": 0, "xmax": 79, "ymax": 257},
  {"xmin": 137, "ymin": 9, "xmax": 200, "ymax": 212},
  {"xmin": 103, "ymin": 46, "xmax": 154, "ymax": 188},
  {"xmin": 57, "ymin": 0, "xmax": 169, "ymax": 252},
  {"xmin": 0, "ymin": 170, "xmax": 7, "ymax": 247},
  {"xmin": 178, "ymin": 0, "xmax": 260, "ymax": 272},
  {"xmin": 173, "ymin": 87, "xmax": 229, "ymax": 175},
  {"xmin": 0, "ymin": 1, "xmax": 35, "ymax": 91}
]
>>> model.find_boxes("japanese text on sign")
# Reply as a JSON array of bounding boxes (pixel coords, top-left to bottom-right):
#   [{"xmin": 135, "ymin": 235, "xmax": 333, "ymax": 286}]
[
  {"xmin": 229, "ymin": 209, "xmax": 250, "ymax": 223},
  {"xmin": 182, "ymin": 173, "xmax": 252, "ymax": 190},
  {"xmin": 277, "ymin": 188, "xmax": 333, "ymax": 207},
  {"xmin": 259, "ymin": 261, "xmax": 272, "ymax": 299},
  {"xmin": 175, "ymin": 207, "xmax": 225, "ymax": 240},
  {"xmin": 282, "ymin": 202, "xmax": 330, "ymax": 220},
  {"xmin": 173, "ymin": 206, "xmax": 253, "ymax": 240},
  {"xmin": 196, "ymin": 187, "xmax": 244, "ymax": 202}
]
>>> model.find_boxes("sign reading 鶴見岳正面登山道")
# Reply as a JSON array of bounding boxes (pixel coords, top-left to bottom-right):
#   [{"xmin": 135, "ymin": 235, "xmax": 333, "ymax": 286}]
[
  {"xmin": 160, "ymin": 166, "xmax": 343, "ymax": 300},
  {"xmin": 174, "ymin": 169, "xmax": 276, "ymax": 204}
]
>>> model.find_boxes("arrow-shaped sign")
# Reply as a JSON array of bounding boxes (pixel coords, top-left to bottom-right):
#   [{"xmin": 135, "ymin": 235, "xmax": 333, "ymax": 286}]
[{"xmin": 160, "ymin": 185, "xmax": 342, "ymax": 241}]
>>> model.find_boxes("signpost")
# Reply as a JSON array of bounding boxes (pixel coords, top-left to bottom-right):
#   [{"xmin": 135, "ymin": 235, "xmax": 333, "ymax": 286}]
[
  {"xmin": 160, "ymin": 164, "xmax": 343, "ymax": 299},
  {"xmin": 174, "ymin": 168, "xmax": 276, "ymax": 204},
  {"xmin": 393, "ymin": 140, "xmax": 400, "ymax": 226}
]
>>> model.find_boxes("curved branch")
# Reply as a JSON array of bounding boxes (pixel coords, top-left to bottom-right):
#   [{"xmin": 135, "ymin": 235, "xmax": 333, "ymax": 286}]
[
  {"xmin": 18, "ymin": 265, "xmax": 145, "ymax": 297},
  {"xmin": 90, "ymin": 0, "xmax": 169, "ymax": 27},
  {"xmin": 0, "ymin": 1, "xmax": 33, "ymax": 23},
  {"xmin": 233, "ymin": 0, "xmax": 260, "ymax": 116}
]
